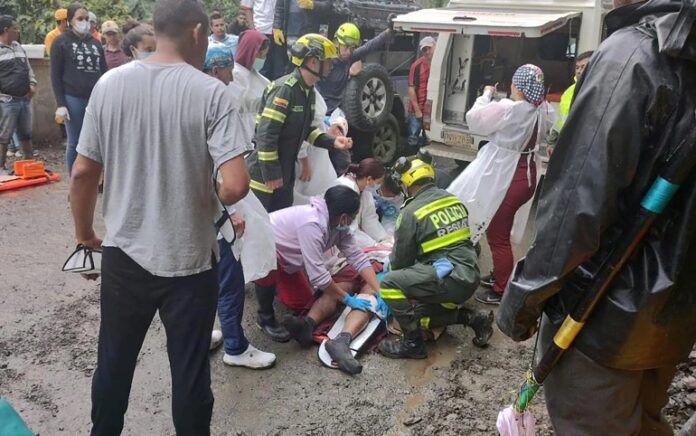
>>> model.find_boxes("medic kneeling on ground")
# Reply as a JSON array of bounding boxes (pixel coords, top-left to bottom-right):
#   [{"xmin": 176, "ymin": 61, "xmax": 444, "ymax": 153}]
[
  {"xmin": 378, "ymin": 151, "xmax": 494, "ymax": 359},
  {"xmin": 255, "ymin": 185, "xmax": 387, "ymax": 374}
]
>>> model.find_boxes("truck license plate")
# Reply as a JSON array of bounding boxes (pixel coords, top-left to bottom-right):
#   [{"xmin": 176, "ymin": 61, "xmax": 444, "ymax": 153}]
[{"xmin": 443, "ymin": 131, "xmax": 475, "ymax": 150}]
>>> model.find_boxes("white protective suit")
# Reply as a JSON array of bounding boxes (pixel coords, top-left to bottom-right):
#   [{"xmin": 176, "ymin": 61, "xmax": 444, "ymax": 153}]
[
  {"xmin": 448, "ymin": 91, "xmax": 554, "ymax": 244},
  {"xmin": 331, "ymin": 175, "xmax": 390, "ymax": 248},
  {"xmin": 218, "ymin": 63, "xmax": 276, "ymax": 283},
  {"xmin": 230, "ymin": 62, "xmax": 270, "ymax": 147},
  {"xmin": 293, "ymin": 92, "xmax": 339, "ymax": 205}
]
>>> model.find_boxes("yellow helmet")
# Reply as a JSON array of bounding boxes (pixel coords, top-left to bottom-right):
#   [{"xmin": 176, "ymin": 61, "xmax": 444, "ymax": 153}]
[
  {"xmin": 335, "ymin": 23, "xmax": 361, "ymax": 47},
  {"xmin": 290, "ymin": 33, "xmax": 338, "ymax": 67},
  {"xmin": 393, "ymin": 150, "xmax": 435, "ymax": 187}
]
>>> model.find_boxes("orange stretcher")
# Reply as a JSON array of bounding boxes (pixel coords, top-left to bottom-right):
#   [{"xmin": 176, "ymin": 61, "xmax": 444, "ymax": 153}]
[{"xmin": 0, "ymin": 160, "xmax": 61, "ymax": 192}]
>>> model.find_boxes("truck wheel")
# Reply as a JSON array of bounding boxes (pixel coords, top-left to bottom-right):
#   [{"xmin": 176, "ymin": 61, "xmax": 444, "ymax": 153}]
[
  {"xmin": 343, "ymin": 63, "xmax": 394, "ymax": 132},
  {"xmin": 372, "ymin": 114, "xmax": 401, "ymax": 164}
]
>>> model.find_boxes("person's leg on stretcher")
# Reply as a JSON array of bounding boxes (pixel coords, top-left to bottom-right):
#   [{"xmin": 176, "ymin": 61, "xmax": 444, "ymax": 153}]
[{"xmin": 284, "ymin": 265, "xmax": 384, "ymax": 375}]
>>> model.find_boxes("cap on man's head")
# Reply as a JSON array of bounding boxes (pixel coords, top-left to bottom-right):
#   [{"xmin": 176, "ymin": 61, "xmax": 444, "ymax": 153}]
[
  {"xmin": 204, "ymin": 43, "xmax": 234, "ymax": 72},
  {"xmin": 88, "ymin": 12, "xmax": 97, "ymax": 24},
  {"xmin": 419, "ymin": 36, "xmax": 436, "ymax": 51},
  {"xmin": 55, "ymin": 8, "xmax": 68, "ymax": 20},
  {"xmin": 101, "ymin": 20, "xmax": 119, "ymax": 34}
]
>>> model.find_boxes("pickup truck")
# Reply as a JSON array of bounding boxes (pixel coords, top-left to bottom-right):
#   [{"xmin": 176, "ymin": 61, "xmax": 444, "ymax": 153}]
[{"xmin": 393, "ymin": 0, "xmax": 612, "ymax": 170}]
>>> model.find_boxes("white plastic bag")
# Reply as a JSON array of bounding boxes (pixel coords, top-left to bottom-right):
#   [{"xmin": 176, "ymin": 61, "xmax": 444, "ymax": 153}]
[
  {"xmin": 230, "ymin": 191, "xmax": 277, "ymax": 283},
  {"xmin": 497, "ymin": 406, "xmax": 536, "ymax": 436}
]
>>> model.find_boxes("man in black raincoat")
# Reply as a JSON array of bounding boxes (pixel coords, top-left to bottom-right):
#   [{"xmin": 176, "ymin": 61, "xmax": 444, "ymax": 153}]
[{"xmin": 497, "ymin": 0, "xmax": 696, "ymax": 434}]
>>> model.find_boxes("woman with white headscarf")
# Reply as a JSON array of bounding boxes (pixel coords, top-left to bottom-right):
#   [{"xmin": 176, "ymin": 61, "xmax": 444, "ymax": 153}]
[{"xmin": 448, "ymin": 64, "xmax": 555, "ymax": 304}]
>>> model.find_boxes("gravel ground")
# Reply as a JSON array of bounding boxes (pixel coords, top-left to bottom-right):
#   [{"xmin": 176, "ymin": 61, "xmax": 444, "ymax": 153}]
[{"xmin": 0, "ymin": 147, "xmax": 693, "ymax": 435}]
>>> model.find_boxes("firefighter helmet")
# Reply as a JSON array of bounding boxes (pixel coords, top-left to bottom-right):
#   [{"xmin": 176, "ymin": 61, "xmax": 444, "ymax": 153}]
[
  {"xmin": 290, "ymin": 33, "xmax": 338, "ymax": 67},
  {"xmin": 393, "ymin": 149, "xmax": 436, "ymax": 187},
  {"xmin": 334, "ymin": 23, "xmax": 361, "ymax": 47}
]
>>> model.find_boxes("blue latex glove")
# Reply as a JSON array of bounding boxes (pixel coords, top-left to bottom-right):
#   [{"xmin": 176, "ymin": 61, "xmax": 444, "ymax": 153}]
[
  {"xmin": 342, "ymin": 293, "xmax": 372, "ymax": 311},
  {"xmin": 374, "ymin": 293, "xmax": 391, "ymax": 318},
  {"xmin": 433, "ymin": 258, "xmax": 454, "ymax": 280}
]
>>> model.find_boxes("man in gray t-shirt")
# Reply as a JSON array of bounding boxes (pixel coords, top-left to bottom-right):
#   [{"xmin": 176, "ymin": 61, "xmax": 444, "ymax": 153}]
[{"xmin": 68, "ymin": 1, "xmax": 250, "ymax": 434}]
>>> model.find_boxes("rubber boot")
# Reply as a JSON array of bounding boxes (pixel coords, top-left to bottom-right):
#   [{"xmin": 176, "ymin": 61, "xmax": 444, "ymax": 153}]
[
  {"xmin": 282, "ymin": 315, "xmax": 315, "ymax": 347},
  {"xmin": 257, "ymin": 313, "xmax": 291, "ymax": 343},
  {"xmin": 469, "ymin": 310, "xmax": 494, "ymax": 348},
  {"xmin": 325, "ymin": 332, "xmax": 362, "ymax": 375},
  {"xmin": 255, "ymin": 283, "xmax": 291, "ymax": 342},
  {"xmin": 378, "ymin": 329, "xmax": 428, "ymax": 359}
]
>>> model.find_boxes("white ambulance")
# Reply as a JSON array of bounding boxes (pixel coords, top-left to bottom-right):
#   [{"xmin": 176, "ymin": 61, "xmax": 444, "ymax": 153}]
[{"xmin": 393, "ymin": 0, "xmax": 613, "ymax": 168}]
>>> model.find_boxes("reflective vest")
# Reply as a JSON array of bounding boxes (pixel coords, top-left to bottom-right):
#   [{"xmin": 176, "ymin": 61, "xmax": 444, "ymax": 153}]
[
  {"xmin": 553, "ymin": 80, "xmax": 576, "ymax": 133},
  {"xmin": 390, "ymin": 184, "xmax": 474, "ymax": 271}
]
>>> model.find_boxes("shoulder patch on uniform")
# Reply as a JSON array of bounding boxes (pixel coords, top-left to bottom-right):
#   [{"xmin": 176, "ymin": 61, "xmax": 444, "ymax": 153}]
[
  {"xmin": 273, "ymin": 96, "xmax": 289, "ymax": 108},
  {"xmin": 285, "ymin": 76, "xmax": 298, "ymax": 87}
]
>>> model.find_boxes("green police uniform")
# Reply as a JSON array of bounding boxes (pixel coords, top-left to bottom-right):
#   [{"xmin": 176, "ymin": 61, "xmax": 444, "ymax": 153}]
[
  {"xmin": 247, "ymin": 69, "xmax": 336, "ymax": 212},
  {"xmin": 381, "ymin": 183, "xmax": 480, "ymax": 332}
]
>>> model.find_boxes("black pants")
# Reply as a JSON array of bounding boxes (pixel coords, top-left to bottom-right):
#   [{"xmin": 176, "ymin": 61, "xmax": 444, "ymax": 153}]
[
  {"xmin": 91, "ymin": 247, "xmax": 218, "ymax": 436},
  {"xmin": 540, "ymin": 316, "xmax": 676, "ymax": 435},
  {"xmin": 260, "ymin": 38, "xmax": 289, "ymax": 81},
  {"xmin": 254, "ymin": 183, "xmax": 295, "ymax": 213}
]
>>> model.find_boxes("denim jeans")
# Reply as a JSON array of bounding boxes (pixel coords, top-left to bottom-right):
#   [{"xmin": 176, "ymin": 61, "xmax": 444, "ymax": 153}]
[
  {"xmin": 217, "ymin": 239, "xmax": 250, "ymax": 355},
  {"xmin": 91, "ymin": 247, "xmax": 217, "ymax": 436},
  {"xmin": 65, "ymin": 95, "xmax": 89, "ymax": 176},
  {"xmin": 0, "ymin": 97, "xmax": 32, "ymax": 144},
  {"xmin": 8, "ymin": 131, "xmax": 21, "ymax": 151},
  {"xmin": 406, "ymin": 112, "xmax": 427, "ymax": 147},
  {"xmin": 0, "ymin": 97, "xmax": 33, "ymax": 168},
  {"xmin": 407, "ymin": 112, "xmax": 426, "ymax": 147}
]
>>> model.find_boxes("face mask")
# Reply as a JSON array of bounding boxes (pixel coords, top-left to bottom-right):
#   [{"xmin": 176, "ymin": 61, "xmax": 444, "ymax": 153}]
[
  {"xmin": 73, "ymin": 20, "xmax": 90, "ymax": 35},
  {"xmin": 336, "ymin": 216, "xmax": 353, "ymax": 232},
  {"xmin": 366, "ymin": 183, "xmax": 381, "ymax": 194},
  {"xmin": 135, "ymin": 50, "xmax": 152, "ymax": 61},
  {"xmin": 253, "ymin": 58, "xmax": 265, "ymax": 71}
]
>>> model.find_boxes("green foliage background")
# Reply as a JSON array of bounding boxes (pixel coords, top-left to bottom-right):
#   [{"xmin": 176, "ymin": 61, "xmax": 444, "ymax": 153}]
[{"xmin": 0, "ymin": 0, "xmax": 241, "ymax": 43}]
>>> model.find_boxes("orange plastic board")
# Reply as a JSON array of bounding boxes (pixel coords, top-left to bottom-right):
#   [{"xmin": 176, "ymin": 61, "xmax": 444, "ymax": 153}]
[{"xmin": 0, "ymin": 171, "xmax": 61, "ymax": 192}]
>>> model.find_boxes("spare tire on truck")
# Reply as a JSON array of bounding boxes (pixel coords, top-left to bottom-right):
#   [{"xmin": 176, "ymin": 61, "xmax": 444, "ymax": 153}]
[
  {"xmin": 372, "ymin": 114, "xmax": 402, "ymax": 164},
  {"xmin": 343, "ymin": 63, "xmax": 394, "ymax": 132}
]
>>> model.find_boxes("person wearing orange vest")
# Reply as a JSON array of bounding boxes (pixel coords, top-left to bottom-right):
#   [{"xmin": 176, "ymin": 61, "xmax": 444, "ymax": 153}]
[{"xmin": 44, "ymin": 8, "xmax": 68, "ymax": 55}]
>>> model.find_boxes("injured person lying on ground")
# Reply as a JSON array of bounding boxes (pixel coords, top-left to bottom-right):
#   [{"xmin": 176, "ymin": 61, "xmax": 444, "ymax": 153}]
[{"xmin": 254, "ymin": 185, "xmax": 386, "ymax": 374}]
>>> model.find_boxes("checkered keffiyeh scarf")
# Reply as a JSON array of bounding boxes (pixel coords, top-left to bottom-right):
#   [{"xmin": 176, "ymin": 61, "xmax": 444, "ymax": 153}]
[{"xmin": 512, "ymin": 64, "xmax": 545, "ymax": 106}]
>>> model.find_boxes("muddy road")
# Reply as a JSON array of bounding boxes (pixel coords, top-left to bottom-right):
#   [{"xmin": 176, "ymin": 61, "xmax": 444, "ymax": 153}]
[{"xmin": 1, "ymin": 148, "xmax": 693, "ymax": 435}]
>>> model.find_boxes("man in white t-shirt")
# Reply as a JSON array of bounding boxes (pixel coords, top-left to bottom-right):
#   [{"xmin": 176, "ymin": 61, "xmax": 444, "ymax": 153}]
[
  {"xmin": 240, "ymin": 0, "xmax": 287, "ymax": 79},
  {"xmin": 69, "ymin": 0, "xmax": 249, "ymax": 434}
]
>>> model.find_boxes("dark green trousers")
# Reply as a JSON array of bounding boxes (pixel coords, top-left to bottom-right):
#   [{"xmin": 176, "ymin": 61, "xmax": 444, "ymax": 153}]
[{"xmin": 380, "ymin": 263, "xmax": 478, "ymax": 332}]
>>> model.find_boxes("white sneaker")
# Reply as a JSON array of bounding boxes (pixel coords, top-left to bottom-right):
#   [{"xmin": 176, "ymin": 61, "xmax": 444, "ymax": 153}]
[
  {"xmin": 14, "ymin": 151, "xmax": 22, "ymax": 158},
  {"xmin": 223, "ymin": 344, "xmax": 276, "ymax": 369},
  {"xmin": 210, "ymin": 329, "xmax": 223, "ymax": 351},
  {"xmin": 5, "ymin": 150, "xmax": 13, "ymax": 157}
]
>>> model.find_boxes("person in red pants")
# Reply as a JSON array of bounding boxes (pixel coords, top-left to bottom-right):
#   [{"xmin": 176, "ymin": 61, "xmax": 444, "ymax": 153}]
[
  {"xmin": 447, "ymin": 64, "xmax": 555, "ymax": 304},
  {"xmin": 482, "ymin": 141, "xmax": 537, "ymax": 302}
]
